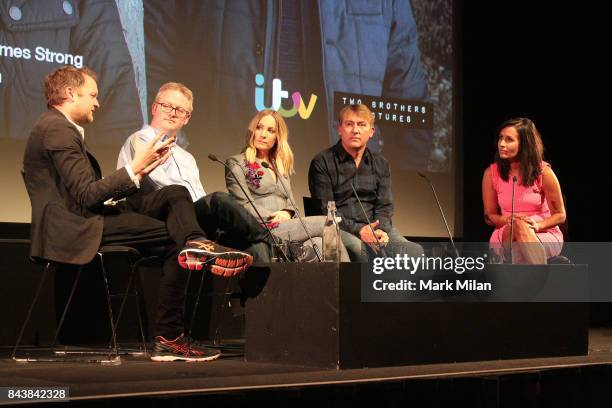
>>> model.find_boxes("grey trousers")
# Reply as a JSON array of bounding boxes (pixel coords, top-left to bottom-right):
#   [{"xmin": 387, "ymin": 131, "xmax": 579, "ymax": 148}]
[{"xmin": 272, "ymin": 216, "xmax": 350, "ymax": 261}]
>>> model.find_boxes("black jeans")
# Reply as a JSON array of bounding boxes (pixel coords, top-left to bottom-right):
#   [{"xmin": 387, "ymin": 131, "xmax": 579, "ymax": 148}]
[
  {"xmin": 103, "ymin": 185, "xmax": 204, "ymax": 339},
  {"xmin": 194, "ymin": 192, "xmax": 272, "ymax": 263}
]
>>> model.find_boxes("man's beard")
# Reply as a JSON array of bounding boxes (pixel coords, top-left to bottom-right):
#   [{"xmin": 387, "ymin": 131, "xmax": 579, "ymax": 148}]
[{"xmin": 75, "ymin": 110, "xmax": 94, "ymax": 125}]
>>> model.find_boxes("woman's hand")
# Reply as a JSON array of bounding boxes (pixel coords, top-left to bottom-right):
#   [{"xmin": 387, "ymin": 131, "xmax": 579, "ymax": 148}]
[
  {"xmin": 268, "ymin": 210, "xmax": 292, "ymax": 223},
  {"xmin": 505, "ymin": 213, "xmax": 526, "ymax": 224},
  {"xmin": 522, "ymin": 217, "xmax": 540, "ymax": 232},
  {"xmin": 506, "ymin": 214, "xmax": 540, "ymax": 232}
]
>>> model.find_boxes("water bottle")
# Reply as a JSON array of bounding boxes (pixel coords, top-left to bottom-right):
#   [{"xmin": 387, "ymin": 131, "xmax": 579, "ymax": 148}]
[{"xmin": 322, "ymin": 201, "xmax": 341, "ymax": 262}]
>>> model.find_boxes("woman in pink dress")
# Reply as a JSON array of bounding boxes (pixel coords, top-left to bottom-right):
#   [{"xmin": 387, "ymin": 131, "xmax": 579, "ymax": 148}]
[{"xmin": 482, "ymin": 118, "xmax": 566, "ymax": 264}]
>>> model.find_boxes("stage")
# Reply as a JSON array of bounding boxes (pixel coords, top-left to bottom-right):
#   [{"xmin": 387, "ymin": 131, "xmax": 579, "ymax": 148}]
[
  {"xmin": 1, "ymin": 329, "xmax": 612, "ymax": 406},
  {"xmin": 0, "ymin": 247, "xmax": 602, "ymax": 405}
]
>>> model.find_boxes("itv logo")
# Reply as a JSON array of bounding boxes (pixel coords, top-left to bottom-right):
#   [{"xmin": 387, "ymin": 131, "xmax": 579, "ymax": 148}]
[{"xmin": 254, "ymin": 74, "xmax": 317, "ymax": 119}]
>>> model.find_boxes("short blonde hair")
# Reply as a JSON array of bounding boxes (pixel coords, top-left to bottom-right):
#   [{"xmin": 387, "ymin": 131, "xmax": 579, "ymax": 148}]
[
  {"xmin": 155, "ymin": 82, "xmax": 194, "ymax": 112},
  {"xmin": 338, "ymin": 104, "xmax": 375, "ymax": 127},
  {"xmin": 244, "ymin": 110, "xmax": 294, "ymax": 176}
]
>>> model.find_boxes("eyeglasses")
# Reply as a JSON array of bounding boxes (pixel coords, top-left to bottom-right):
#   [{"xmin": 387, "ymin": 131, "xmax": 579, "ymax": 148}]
[{"xmin": 154, "ymin": 101, "xmax": 191, "ymax": 118}]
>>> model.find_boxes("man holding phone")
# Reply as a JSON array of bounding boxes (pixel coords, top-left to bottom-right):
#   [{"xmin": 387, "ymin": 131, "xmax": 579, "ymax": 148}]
[{"xmin": 23, "ymin": 66, "xmax": 251, "ymax": 362}]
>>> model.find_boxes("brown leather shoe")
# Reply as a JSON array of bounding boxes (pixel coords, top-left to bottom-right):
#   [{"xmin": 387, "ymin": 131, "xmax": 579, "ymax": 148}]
[{"xmin": 178, "ymin": 239, "xmax": 253, "ymax": 276}]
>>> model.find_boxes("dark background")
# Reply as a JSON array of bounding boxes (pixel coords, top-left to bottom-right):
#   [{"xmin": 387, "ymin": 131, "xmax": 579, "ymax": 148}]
[
  {"xmin": 460, "ymin": 1, "xmax": 611, "ymax": 243},
  {"xmin": 457, "ymin": 1, "xmax": 612, "ymax": 242},
  {"xmin": 460, "ymin": 1, "xmax": 612, "ymax": 325}
]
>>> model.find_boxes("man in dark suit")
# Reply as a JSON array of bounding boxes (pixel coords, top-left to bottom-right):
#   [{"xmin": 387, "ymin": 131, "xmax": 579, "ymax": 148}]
[{"xmin": 22, "ymin": 65, "xmax": 252, "ymax": 362}]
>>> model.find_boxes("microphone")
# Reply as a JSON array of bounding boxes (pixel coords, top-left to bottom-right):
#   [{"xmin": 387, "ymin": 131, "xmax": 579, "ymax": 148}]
[
  {"xmin": 208, "ymin": 154, "xmax": 289, "ymax": 262},
  {"xmin": 261, "ymin": 160, "xmax": 322, "ymax": 262},
  {"xmin": 509, "ymin": 175, "xmax": 517, "ymax": 264},
  {"xmin": 417, "ymin": 172, "xmax": 460, "ymax": 258},
  {"xmin": 350, "ymin": 182, "xmax": 387, "ymax": 257}
]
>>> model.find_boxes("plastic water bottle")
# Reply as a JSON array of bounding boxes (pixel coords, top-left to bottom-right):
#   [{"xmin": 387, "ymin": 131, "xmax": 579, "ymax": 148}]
[{"xmin": 322, "ymin": 201, "xmax": 341, "ymax": 262}]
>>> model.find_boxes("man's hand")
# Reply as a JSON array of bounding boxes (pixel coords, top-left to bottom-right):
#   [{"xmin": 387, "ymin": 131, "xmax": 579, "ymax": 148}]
[
  {"xmin": 375, "ymin": 229, "xmax": 389, "ymax": 244},
  {"xmin": 359, "ymin": 220, "xmax": 389, "ymax": 253},
  {"xmin": 268, "ymin": 210, "xmax": 292, "ymax": 223},
  {"xmin": 130, "ymin": 131, "xmax": 175, "ymax": 180}
]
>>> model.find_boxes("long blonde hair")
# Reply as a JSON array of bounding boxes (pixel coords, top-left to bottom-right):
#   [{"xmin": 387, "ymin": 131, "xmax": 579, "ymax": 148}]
[{"xmin": 244, "ymin": 110, "xmax": 294, "ymax": 176}]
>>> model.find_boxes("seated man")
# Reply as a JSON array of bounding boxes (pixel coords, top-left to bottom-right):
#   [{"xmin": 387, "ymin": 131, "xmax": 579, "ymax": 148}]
[
  {"xmin": 22, "ymin": 65, "xmax": 251, "ymax": 362},
  {"xmin": 308, "ymin": 104, "xmax": 423, "ymax": 261},
  {"xmin": 117, "ymin": 82, "xmax": 271, "ymax": 262}
]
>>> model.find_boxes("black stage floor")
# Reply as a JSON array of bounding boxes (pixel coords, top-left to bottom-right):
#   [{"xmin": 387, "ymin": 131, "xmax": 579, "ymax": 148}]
[{"xmin": 2, "ymin": 329, "xmax": 612, "ymax": 406}]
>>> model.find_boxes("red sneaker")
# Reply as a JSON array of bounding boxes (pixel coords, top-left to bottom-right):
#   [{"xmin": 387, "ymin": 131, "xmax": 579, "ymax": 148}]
[
  {"xmin": 178, "ymin": 239, "xmax": 252, "ymax": 276},
  {"xmin": 150, "ymin": 334, "xmax": 221, "ymax": 362}
]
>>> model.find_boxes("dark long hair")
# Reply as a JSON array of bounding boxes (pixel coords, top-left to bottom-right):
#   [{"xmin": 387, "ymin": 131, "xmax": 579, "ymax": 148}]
[{"xmin": 494, "ymin": 118, "xmax": 544, "ymax": 186}]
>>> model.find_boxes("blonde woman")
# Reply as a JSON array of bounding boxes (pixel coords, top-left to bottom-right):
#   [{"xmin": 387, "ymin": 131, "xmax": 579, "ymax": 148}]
[{"xmin": 225, "ymin": 110, "xmax": 348, "ymax": 261}]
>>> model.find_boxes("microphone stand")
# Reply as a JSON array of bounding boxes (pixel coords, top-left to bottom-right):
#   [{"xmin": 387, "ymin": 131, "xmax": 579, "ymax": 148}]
[
  {"xmin": 417, "ymin": 172, "xmax": 460, "ymax": 258},
  {"xmin": 208, "ymin": 154, "xmax": 289, "ymax": 262},
  {"xmin": 509, "ymin": 175, "xmax": 517, "ymax": 264},
  {"xmin": 350, "ymin": 182, "xmax": 387, "ymax": 257},
  {"xmin": 262, "ymin": 160, "xmax": 322, "ymax": 262}
]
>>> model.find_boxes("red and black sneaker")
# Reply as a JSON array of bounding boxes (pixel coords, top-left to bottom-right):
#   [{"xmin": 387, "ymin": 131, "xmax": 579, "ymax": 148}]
[
  {"xmin": 150, "ymin": 334, "xmax": 221, "ymax": 362},
  {"xmin": 178, "ymin": 239, "xmax": 253, "ymax": 276}
]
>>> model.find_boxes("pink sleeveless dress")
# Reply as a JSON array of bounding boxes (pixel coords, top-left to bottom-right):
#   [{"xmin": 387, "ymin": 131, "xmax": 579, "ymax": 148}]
[{"xmin": 489, "ymin": 162, "xmax": 563, "ymax": 258}]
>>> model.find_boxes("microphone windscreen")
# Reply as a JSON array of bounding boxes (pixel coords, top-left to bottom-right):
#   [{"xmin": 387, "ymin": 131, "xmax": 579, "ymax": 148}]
[
  {"xmin": 208, "ymin": 153, "xmax": 218, "ymax": 162},
  {"xmin": 261, "ymin": 161, "xmax": 270, "ymax": 168}
]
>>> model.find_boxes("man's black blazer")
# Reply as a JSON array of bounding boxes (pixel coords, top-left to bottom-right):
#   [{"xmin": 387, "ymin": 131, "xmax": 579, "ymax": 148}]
[{"xmin": 22, "ymin": 108, "xmax": 136, "ymax": 264}]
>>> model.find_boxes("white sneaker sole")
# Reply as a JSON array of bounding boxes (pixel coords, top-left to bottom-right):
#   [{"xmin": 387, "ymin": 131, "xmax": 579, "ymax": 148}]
[
  {"xmin": 178, "ymin": 248, "xmax": 252, "ymax": 272},
  {"xmin": 150, "ymin": 353, "xmax": 220, "ymax": 362}
]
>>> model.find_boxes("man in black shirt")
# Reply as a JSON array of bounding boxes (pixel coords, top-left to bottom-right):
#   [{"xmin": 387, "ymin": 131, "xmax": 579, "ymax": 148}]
[{"xmin": 309, "ymin": 104, "xmax": 423, "ymax": 261}]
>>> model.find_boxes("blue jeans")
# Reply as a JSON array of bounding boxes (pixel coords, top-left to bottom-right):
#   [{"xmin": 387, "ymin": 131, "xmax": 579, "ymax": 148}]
[{"xmin": 340, "ymin": 228, "xmax": 423, "ymax": 262}]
